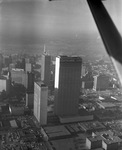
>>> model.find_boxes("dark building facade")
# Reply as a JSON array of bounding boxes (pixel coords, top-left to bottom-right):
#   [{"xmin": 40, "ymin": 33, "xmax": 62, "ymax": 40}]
[
  {"xmin": 54, "ymin": 56, "xmax": 82, "ymax": 116},
  {"xmin": 93, "ymin": 74, "xmax": 110, "ymax": 91},
  {"xmin": 41, "ymin": 55, "xmax": 51, "ymax": 87},
  {"xmin": 0, "ymin": 54, "xmax": 3, "ymax": 75},
  {"xmin": 26, "ymin": 72, "xmax": 34, "ymax": 92},
  {"xmin": 26, "ymin": 72, "xmax": 35, "ymax": 109}
]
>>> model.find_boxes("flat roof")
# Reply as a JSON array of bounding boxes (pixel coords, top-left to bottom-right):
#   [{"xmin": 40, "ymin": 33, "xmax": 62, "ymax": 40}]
[
  {"xmin": 59, "ymin": 115, "xmax": 93, "ymax": 123},
  {"xmin": 49, "ymin": 133, "xmax": 88, "ymax": 150},
  {"xmin": 94, "ymin": 130, "xmax": 122, "ymax": 144},
  {"xmin": 10, "ymin": 120, "xmax": 18, "ymax": 128},
  {"xmin": 87, "ymin": 136, "xmax": 102, "ymax": 142},
  {"xmin": 99, "ymin": 102, "xmax": 116, "ymax": 108},
  {"xmin": 57, "ymin": 56, "xmax": 82, "ymax": 63},
  {"xmin": 103, "ymin": 135, "xmax": 122, "ymax": 144},
  {"xmin": 79, "ymin": 121, "xmax": 105, "ymax": 131},
  {"xmin": 50, "ymin": 138, "xmax": 75, "ymax": 150},
  {"xmin": 35, "ymin": 81, "xmax": 47, "ymax": 87},
  {"xmin": 44, "ymin": 125, "xmax": 71, "ymax": 139}
]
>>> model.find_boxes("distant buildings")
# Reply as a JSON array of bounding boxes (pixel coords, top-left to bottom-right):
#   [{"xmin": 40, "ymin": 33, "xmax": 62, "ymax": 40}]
[
  {"xmin": 81, "ymin": 64, "xmax": 86, "ymax": 77},
  {"xmin": 25, "ymin": 58, "xmax": 30, "ymax": 63},
  {"xmin": 54, "ymin": 56, "xmax": 82, "ymax": 116},
  {"xmin": 3, "ymin": 55, "xmax": 12, "ymax": 67},
  {"xmin": 9, "ymin": 63, "xmax": 15, "ymax": 71},
  {"xmin": 41, "ymin": 55, "xmax": 51, "ymax": 87},
  {"xmin": 81, "ymin": 72, "xmax": 94, "ymax": 89},
  {"xmin": 10, "ymin": 69, "xmax": 26, "ymax": 87},
  {"xmin": 34, "ymin": 82, "xmax": 48, "ymax": 125}
]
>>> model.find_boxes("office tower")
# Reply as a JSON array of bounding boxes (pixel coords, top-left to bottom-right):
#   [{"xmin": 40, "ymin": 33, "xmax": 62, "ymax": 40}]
[
  {"xmin": 21, "ymin": 58, "xmax": 25, "ymax": 70},
  {"xmin": 0, "ymin": 53, "xmax": 3, "ymax": 75},
  {"xmin": 26, "ymin": 72, "xmax": 34, "ymax": 108},
  {"xmin": 93, "ymin": 75, "xmax": 98, "ymax": 91},
  {"xmin": 26, "ymin": 72, "xmax": 34, "ymax": 92},
  {"xmin": 54, "ymin": 56, "xmax": 82, "ymax": 116},
  {"xmin": 25, "ymin": 63, "xmax": 32, "ymax": 72},
  {"xmin": 34, "ymin": 82, "xmax": 48, "ymax": 125},
  {"xmin": 93, "ymin": 74, "xmax": 110, "ymax": 91},
  {"xmin": 81, "ymin": 64, "xmax": 86, "ymax": 77},
  {"xmin": 41, "ymin": 55, "xmax": 51, "ymax": 87}
]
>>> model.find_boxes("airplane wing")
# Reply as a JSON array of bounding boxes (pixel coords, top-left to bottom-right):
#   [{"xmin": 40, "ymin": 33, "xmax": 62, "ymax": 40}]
[{"xmin": 87, "ymin": 0, "xmax": 122, "ymax": 86}]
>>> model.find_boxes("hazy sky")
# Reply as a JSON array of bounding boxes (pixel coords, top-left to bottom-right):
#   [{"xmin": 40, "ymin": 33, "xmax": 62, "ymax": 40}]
[{"xmin": 0, "ymin": 0, "xmax": 121, "ymax": 55}]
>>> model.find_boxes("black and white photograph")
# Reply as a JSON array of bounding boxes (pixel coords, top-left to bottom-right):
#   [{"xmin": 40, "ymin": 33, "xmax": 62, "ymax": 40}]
[{"xmin": 0, "ymin": 0, "xmax": 122, "ymax": 149}]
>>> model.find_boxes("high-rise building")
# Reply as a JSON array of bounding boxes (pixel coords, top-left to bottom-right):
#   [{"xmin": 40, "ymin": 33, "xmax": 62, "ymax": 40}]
[
  {"xmin": 21, "ymin": 58, "xmax": 25, "ymax": 70},
  {"xmin": 25, "ymin": 63, "xmax": 32, "ymax": 72},
  {"xmin": 26, "ymin": 72, "xmax": 34, "ymax": 92},
  {"xmin": 81, "ymin": 64, "xmax": 86, "ymax": 77},
  {"xmin": 34, "ymin": 82, "xmax": 48, "ymax": 125},
  {"xmin": 0, "ymin": 53, "xmax": 3, "ymax": 75},
  {"xmin": 54, "ymin": 56, "xmax": 82, "ymax": 116},
  {"xmin": 41, "ymin": 55, "xmax": 51, "ymax": 87},
  {"xmin": 26, "ymin": 72, "xmax": 34, "ymax": 109},
  {"xmin": 93, "ymin": 74, "xmax": 110, "ymax": 91}
]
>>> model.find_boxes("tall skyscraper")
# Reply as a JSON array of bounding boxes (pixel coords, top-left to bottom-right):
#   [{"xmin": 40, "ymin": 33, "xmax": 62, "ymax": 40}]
[
  {"xmin": 81, "ymin": 64, "xmax": 86, "ymax": 77},
  {"xmin": 0, "ymin": 53, "xmax": 3, "ymax": 75},
  {"xmin": 93, "ymin": 74, "xmax": 110, "ymax": 91},
  {"xmin": 54, "ymin": 56, "xmax": 82, "ymax": 116},
  {"xmin": 26, "ymin": 72, "xmax": 34, "ymax": 92},
  {"xmin": 34, "ymin": 82, "xmax": 48, "ymax": 125},
  {"xmin": 41, "ymin": 55, "xmax": 51, "ymax": 87},
  {"xmin": 25, "ymin": 63, "xmax": 32, "ymax": 73},
  {"xmin": 26, "ymin": 72, "xmax": 34, "ymax": 109},
  {"xmin": 21, "ymin": 58, "xmax": 26, "ymax": 71}
]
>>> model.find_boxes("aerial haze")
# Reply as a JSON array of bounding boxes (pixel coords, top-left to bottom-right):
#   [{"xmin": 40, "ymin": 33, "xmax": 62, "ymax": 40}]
[{"xmin": 0, "ymin": 0, "xmax": 121, "ymax": 55}]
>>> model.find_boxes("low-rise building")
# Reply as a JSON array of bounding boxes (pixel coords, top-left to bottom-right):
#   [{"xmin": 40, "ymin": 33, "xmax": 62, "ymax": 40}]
[{"xmin": 86, "ymin": 136, "xmax": 102, "ymax": 149}]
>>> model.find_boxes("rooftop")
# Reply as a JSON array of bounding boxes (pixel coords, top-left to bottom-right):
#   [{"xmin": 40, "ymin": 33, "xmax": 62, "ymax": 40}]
[
  {"xmin": 44, "ymin": 125, "xmax": 71, "ymax": 139},
  {"xmin": 94, "ymin": 130, "xmax": 122, "ymax": 144},
  {"xmin": 36, "ymin": 81, "xmax": 47, "ymax": 87},
  {"xmin": 87, "ymin": 135, "xmax": 102, "ymax": 142}
]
